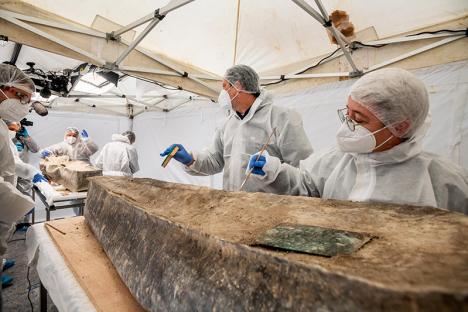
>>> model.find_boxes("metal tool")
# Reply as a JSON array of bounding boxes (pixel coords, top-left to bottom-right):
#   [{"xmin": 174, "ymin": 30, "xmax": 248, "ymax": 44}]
[
  {"xmin": 238, "ymin": 127, "xmax": 276, "ymax": 191},
  {"xmin": 161, "ymin": 145, "xmax": 180, "ymax": 168}
]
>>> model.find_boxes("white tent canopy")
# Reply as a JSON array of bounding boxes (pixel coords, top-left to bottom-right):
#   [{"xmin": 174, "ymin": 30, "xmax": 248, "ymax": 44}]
[
  {"xmin": 15, "ymin": 0, "xmax": 468, "ymax": 75},
  {"xmin": 1, "ymin": 0, "xmax": 467, "ymax": 100}
]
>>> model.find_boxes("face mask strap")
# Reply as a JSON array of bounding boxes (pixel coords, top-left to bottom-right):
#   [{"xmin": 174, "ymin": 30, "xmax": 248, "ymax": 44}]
[
  {"xmin": 0, "ymin": 88, "xmax": 9, "ymax": 100},
  {"xmin": 225, "ymin": 82, "xmax": 240, "ymax": 104},
  {"xmin": 373, "ymin": 132, "xmax": 394, "ymax": 151}
]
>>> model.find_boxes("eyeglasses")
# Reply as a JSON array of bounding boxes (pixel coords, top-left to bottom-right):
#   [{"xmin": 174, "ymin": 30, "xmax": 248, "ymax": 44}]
[
  {"xmin": 337, "ymin": 107, "xmax": 360, "ymax": 131},
  {"xmin": 13, "ymin": 91, "xmax": 31, "ymax": 105}
]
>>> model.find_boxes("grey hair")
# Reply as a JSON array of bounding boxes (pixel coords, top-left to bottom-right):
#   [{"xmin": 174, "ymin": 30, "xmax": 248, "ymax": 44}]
[
  {"xmin": 224, "ymin": 64, "xmax": 260, "ymax": 94},
  {"xmin": 122, "ymin": 130, "xmax": 136, "ymax": 144}
]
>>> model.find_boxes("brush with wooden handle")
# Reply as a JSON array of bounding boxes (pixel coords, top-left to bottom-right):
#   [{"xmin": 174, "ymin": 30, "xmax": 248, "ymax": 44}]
[{"xmin": 238, "ymin": 127, "xmax": 277, "ymax": 191}]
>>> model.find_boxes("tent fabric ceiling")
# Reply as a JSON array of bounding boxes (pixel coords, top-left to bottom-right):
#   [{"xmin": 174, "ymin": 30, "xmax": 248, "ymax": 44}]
[
  {"xmin": 0, "ymin": 40, "xmax": 82, "ymax": 71},
  {"xmin": 19, "ymin": 0, "xmax": 468, "ymax": 75}
]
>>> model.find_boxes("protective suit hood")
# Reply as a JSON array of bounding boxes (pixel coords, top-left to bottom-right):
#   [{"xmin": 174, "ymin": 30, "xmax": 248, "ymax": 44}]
[
  {"xmin": 232, "ymin": 90, "xmax": 272, "ymax": 122},
  {"xmin": 112, "ymin": 134, "xmax": 130, "ymax": 144}
]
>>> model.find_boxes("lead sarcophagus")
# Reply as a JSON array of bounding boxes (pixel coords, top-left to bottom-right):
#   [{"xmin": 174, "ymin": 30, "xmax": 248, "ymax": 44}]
[
  {"xmin": 40, "ymin": 156, "xmax": 101, "ymax": 192},
  {"xmin": 84, "ymin": 176, "xmax": 468, "ymax": 311}
]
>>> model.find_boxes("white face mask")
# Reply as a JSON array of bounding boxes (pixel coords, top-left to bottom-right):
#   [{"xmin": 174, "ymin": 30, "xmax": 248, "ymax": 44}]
[
  {"xmin": 217, "ymin": 89, "xmax": 232, "ymax": 109},
  {"xmin": 66, "ymin": 136, "xmax": 77, "ymax": 145},
  {"xmin": 0, "ymin": 98, "xmax": 30, "ymax": 122},
  {"xmin": 218, "ymin": 85, "xmax": 241, "ymax": 110},
  {"xmin": 336, "ymin": 123, "xmax": 393, "ymax": 153}
]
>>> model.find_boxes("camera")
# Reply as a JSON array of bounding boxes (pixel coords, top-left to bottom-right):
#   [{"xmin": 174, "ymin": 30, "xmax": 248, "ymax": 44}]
[
  {"xmin": 20, "ymin": 118, "xmax": 33, "ymax": 127},
  {"xmin": 23, "ymin": 62, "xmax": 76, "ymax": 98}
]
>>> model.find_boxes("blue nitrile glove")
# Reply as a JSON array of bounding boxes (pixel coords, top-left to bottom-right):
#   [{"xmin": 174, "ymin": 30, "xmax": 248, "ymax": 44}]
[
  {"xmin": 17, "ymin": 126, "xmax": 29, "ymax": 138},
  {"xmin": 33, "ymin": 173, "xmax": 48, "ymax": 183},
  {"xmin": 81, "ymin": 129, "xmax": 89, "ymax": 140},
  {"xmin": 3, "ymin": 259, "xmax": 15, "ymax": 271},
  {"xmin": 160, "ymin": 144, "xmax": 193, "ymax": 165},
  {"xmin": 40, "ymin": 150, "xmax": 51, "ymax": 158},
  {"xmin": 1, "ymin": 274, "xmax": 13, "ymax": 288},
  {"xmin": 248, "ymin": 154, "xmax": 267, "ymax": 176},
  {"xmin": 15, "ymin": 141, "xmax": 24, "ymax": 152}
]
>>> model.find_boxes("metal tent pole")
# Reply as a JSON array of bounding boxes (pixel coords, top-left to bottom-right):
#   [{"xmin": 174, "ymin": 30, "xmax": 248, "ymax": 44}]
[
  {"xmin": 290, "ymin": 0, "xmax": 361, "ymax": 77},
  {"xmin": 313, "ymin": 0, "xmax": 361, "ymax": 76}
]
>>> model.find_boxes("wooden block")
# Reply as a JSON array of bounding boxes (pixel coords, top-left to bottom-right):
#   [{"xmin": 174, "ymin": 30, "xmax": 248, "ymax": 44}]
[
  {"xmin": 85, "ymin": 176, "xmax": 468, "ymax": 311},
  {"xmin": 45, "ymin": 217, "xmax": 145, "ymax": 312},
  {"xmin": 40, "ymin": 156, "xmax": 101, "ymax": 192}
]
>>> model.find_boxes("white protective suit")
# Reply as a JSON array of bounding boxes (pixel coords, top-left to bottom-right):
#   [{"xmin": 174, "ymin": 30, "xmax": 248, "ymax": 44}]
[
  {"xmin": 185, "ymin": 91, "xmax": 313, "ymax": 192},
  {"xmin": 95, "ymin": 134, "xmax": 139, "ymax": 177},
  {"xmin": 0, "ymin": 120, "xmax": 15, "ymax": 185},
  {"xmin": 13, "ymin": 134, "xmax": 39, "ymax": 163},
  {"xmin": 253, "ymin": 120, "xmax": 468, "ymax": 214},
  {"xmin": 9, "ymin": 136, "xmax": 40, "ymax": 191},
  {"xmin": 40, "ymin": 136, "xmax": 99, "ymax": 162},
  {"xmin": 0, "ymin": 121, "xmax": 34, "ymax": 256}
]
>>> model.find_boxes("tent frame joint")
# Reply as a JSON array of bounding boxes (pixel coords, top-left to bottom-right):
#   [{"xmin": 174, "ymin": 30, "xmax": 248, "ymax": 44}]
[
  {"xmin": 104, "ymin": 61, "xmax": 118, "ymax": 71},
  {"xmin": 154, "ymin": 9, "xmax": 166, "ymax": 21},
  {"xmin": 290, "ymin": 0, "xmax": 360, "ymax": 73},
  {"xmin": 107, "ymin": 32, "xmax": 121, "ymax": 42},
  {"xmin": 349, "ymin": 70, "xmax": 363, "ymax": 78}
]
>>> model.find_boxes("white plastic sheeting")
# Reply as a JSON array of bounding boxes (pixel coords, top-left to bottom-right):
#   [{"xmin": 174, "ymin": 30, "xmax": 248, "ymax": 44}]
[
  {"xmin": 134, "ymin": 60, "xmax": 468, "ymax": 189},
  {"xmin": 133, "ymin": 100, "xmax": 225, "ymax": 188},
  {"xmin": 24, "ymin": 112, "xmax": 131, "ymax": 221},
  {"xmin": 273, "ymin": 59, "xmax": 468, "ymax": 161},
  {"xmin": 22, "ymin": 60, "xmax": 468, "ymax": 205},
  {"xmin": 26, "ymin": 223, "xmax": 96, "ymax": 312}
]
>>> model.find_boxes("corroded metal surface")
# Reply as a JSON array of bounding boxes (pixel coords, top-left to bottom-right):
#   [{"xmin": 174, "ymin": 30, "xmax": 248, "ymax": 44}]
[
  {"xmin": 255, "ymin": 224, "xmax": 373, "ymax": 256},
  {"xmin": 84, "ymin": 177, "xmax": 468, "ymax": 311}
]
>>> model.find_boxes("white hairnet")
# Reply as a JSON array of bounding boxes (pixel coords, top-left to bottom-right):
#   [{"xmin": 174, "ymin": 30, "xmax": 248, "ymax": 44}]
[
  {"xmin": 0, "ymin": 64, "xmax": 35, "ymax": 95},
  {"xmin": 65, "ymin": 127, "xmax": 79, "ymax": 135},
  {"xmin": 225, "ymin": 65, "xmax": 260, "ymax": 94},
  {"xmin": 349, "ymin": 68, "xmax": 429, "ymax": 138}
]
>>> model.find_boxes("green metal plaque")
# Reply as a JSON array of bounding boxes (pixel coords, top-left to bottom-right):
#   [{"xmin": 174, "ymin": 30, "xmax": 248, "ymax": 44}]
[{"xmin": 255, "ymin": 224, "xmax": 373, "ymax": 257}]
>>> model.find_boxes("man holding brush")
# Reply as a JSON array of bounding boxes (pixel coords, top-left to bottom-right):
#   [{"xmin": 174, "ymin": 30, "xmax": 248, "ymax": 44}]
[{"xmin": 161, "ymin": 65, "xmax": 313, "ymax": 193}]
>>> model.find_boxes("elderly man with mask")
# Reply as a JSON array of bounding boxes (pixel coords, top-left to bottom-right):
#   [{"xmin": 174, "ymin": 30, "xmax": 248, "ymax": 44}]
[
  {"xmin": 161, "ymin": 64, "xmax": 313, "ymax": 192},
  {"xmin": 248, "ymin": 68, "xmax": 468, "ymax": 214},
  {"xmin": 0, "ymin": 64, "xmax": 36, "ymax": 299},
  {"xmin": 40, "ymin": 127, "xmax": 98, "ymax": 162}
]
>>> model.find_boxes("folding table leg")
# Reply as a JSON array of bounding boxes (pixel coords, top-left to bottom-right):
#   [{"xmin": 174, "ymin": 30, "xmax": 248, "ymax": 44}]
[{"xmin": 40, "ymin": 282, "xmax": 47, "ymax": 312}]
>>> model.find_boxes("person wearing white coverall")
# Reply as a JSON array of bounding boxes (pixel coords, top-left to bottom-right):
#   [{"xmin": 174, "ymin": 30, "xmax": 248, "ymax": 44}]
[
  {"xmin": 9, "ymin": 121, "xmax": 40, "ymax": 163},
  {"xmin": 5, "ymin": 121, "xmax": 44, "ymax": 192},
  {"xmin": 248, "ymin": 68, "xmax": 468, "ymax": 214},
  {"xmin": 39, "ymin": 127, "xmax": 99, "ymax": 162},
  {"xmin": 161, "ymin": 64, "xmax": 313, "ymax": 192},
  {"xmin": 0, "ymin": 64, "xmax": 36, "ymax": 306},
  {"xmin": 95, "ymin": 131, "xmax": 139, "ymax": 177}
]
